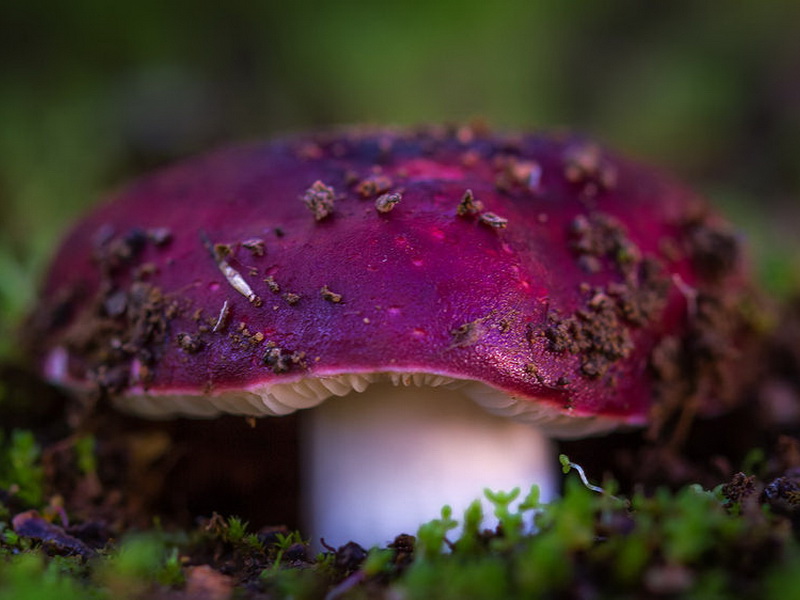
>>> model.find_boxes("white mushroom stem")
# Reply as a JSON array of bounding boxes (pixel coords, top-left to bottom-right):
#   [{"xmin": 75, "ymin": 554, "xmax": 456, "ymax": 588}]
[{"xmin": 300, "ymin": 382, "xmax": 556, "ymax": 548}]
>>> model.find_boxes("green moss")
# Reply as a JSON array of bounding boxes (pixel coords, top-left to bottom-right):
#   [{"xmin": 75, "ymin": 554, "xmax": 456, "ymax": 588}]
[
  {"xmin": 223, "ymin": 515, "xmax": 248, "ymax": 543},
  {"xmin": 403, "ymin": 557, "xmax": 512, "ymax": 600},
  {"xmin": 73, "ymin": 435, "xmax": 97, "ymax": 477},
  {"xmin": 362, "ymin": 548, "xmax": 394, "ymax": 577},
  {"xmin": 0, "ymin": 553, "xmax": 94, "ymax": 600},
  {"xmin": 259, "ymin": 568, "xmax": 328, "ymax": 600},
  {"xmin": 765, "ymin": 545, "xmax": 800, "ymax": 599},
  {"xmin": 0, "ymin": 429, "xmax": 44, "ymax": 507},
  {"xmin": 93, "ymin": 533, "xmax": 192, "ymax": 597},
  {"xmin": 389, "ymin": 468, "xmax": 792, "ymax": 599},
  {"xmin": 0, "ymin": 454, "xmax": 797, "ymax": 598}
]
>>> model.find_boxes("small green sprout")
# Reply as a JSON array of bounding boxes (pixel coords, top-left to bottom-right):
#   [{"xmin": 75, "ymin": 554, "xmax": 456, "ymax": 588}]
[
  {"xmin": 362, "ymin": 548, "xmax": 394, "ymax": 576},
  {"xmin": 273, "ymin": 530, "xmax": 305, "ymax": 551},
  {"xmin": 453, "ymin": 499, "xmax": 484, "ymax": 555},
  {"xmin": 2, "ymin": 528, "xmax": 21, "ymax": 548},
  {"xmin": 485, "ymin": 487, "xmax": 525, "ymax": 544},
  {"xmin": 73, "ymin": 435, "xmax": 97, "ymax": 477},
  {"xmin": 415, "ymin": 505, "xmax": 458, "ymax": 560},
  {"xmin": 741, "ymin": 447, "xmax": 766, "ymax": 477},
  {"xmin": 224, "ymin": 515, "xmax": 248, "ymax": 543},
  {"xmin": 157, "ymin": 547, "xmax": 185, "ymax": 587},
  {"xmin": 559, "ymin": 453, "xmax": 605, "ymax": 494},
  {"xmin": 518, "ymin": 485, "xmax": 542, "ymax": 512},
  {"xmin": 312, "ymin": 551, "xmax": 336, "ymax": 579},
  {"xmin": 243, "ymin": 533, "xmax": 264, "ymax": 551},
  {"xmin": 262, "ymin": 530, "xmax": 307, "ymax": 572},
  {"xmin": 219, "ymin": 515, "xmax": 263, "ymax": 551}
]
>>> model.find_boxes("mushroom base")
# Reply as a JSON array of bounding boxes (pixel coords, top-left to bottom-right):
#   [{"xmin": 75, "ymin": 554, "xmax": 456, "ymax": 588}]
[{"xmin": 300, "ymin": 382, "xmax": 556, "ymax": 548}]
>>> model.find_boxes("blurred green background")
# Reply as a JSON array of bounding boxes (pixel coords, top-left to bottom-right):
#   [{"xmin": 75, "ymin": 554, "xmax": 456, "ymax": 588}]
[{"xmin": 1, "ymin": 0, "xmax": 799, "ymax": 359}]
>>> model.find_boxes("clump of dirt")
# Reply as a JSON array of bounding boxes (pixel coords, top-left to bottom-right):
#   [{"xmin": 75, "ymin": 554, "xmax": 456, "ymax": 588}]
[
  {"xmin": 546, "ymin": 290, "xmax": 634, "ymax": 379},
  {"xmin": 568, "ymin": 212, "xmax": 641, "ymax": 275},
  {"xmin": 24, "ymin": 228, "xmax": 183, "ymax": 398},
  {"xmin": 546, "ymin": 210, "xmax": 672, "ymax": 381},
  {"xmin": 561, "ymin": 293, "xmax": 799, "ymax": 497},
  {"xmin": 301, "ymin": 180, "xmax": 337, "ymax": 220},
  {"xmin": 646, "ymin": 212, "xmax": 765, "ymax": 444}
]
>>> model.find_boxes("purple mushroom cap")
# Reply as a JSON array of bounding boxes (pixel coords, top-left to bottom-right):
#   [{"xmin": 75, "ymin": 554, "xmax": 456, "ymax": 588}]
[
  {"xmin": 33, "ymin": 127, "xmax": 746, "ymax": 426},
  {"xmin": 29, "ymin": 126, "xmax": 754, "ymax": 545}
]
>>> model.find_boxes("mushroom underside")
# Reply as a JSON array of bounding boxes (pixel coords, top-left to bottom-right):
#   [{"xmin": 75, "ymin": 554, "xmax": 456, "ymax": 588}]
[
  {"xmin": 109, "ymin": 372, "xmax": 624, "ymax": 547},
  {"xmin": 111, "ymin": 371, "xmax": 624, "ymax": 437}
]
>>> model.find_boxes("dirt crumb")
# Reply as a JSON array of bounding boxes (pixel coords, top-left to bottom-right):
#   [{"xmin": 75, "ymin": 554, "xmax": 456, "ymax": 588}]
[
  {"xmin": 546, "ymin": 293, "xmax": 634, "ymax": 379},
  {"xmin": 450, "ymin": 318, "xmax": 488, "ymax": 347},
  {"xmin": 241, "ymin": 238, "xmax": 266, "ymax": 257},
  {"xmin": 302, "ymin": 180, "xmax": 336, "ymax": 221},
  {"xmin": 569, "ymin": 213, "xmax": 641, "ymax": 275},
  {"xmin": 563, "ymin": 142, "xmax": 617, "ymax": 191},
  {"xmin": 493, "ymin": 155, "xmax": 542, "ymax": 193},
  {"xmin": 320, "ymin": 285, "xmax": 343, "ymax": 303},
  {"xmin": 264, "ymin": 276, "xmax": 281, "ymax": 293},
  {"xmin": 686, "ymin": 221, "xmax": 741, "ymax": 281},
  {"xmin": 356, "ymin": 173, "xmax": 392, "ymax": 198},
  {"xmin": 479, "ymin": 212, "xmax": 508, "ymax": 229},
  {"xmin": 456, "ymin": 189, "xmax": 483, "ymax": 217},
  {"xmin": 375, "ymin": 192, "xmax": 402, "ymax": 213},
  {"xmin": 261, "ymin": 345, "xmax": 306, "ymax": 374},
  {"xmin": 283, "ymin": 292, "xmax": 301, "ymax": 305},
  {"xmin": 176, "ymin": 332, "xmax": 204, "ymax": 354}
]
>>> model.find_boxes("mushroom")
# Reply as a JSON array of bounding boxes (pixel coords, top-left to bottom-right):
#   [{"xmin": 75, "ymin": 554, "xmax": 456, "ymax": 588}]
[{"xmin": 29, "ymin": 126, "xmax": 752, "ymax": 547}]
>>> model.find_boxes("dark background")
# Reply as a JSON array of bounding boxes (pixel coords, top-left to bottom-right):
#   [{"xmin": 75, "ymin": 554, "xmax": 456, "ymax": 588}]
[{"xmin": 2, "ymin": 1, "xmax": 799, "ymax": 359}]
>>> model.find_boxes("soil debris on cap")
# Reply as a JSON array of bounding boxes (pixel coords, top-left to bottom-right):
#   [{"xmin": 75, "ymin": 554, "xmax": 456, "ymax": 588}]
[
  {"xmin": 545, "ymin": 242, "xmax": 671, "ymax": 380},
  {"xmin": 103, "ymin": 289, "xmax": 128, "ymax": 317},
  {"xmin": 569, "ymin": 213, "xmax": 641, "ymax": 275},
  {"xmin": 494, "ymin": 156, "xmax": 543, "ymax": 194},
  {"xmin": 176, "ymin": 332, "xmax": 204, "ymax": 354},
  {"xmin": 57, "ymin": 279, "xmax": 178, "ymax": 394},
  {"xmin": 356, "ymin": 173, "xmax": 393, "ymax": 198},
  {"xmin": 375, "ymin": 192, "xmax": 402, "ymax": 213},
  {"xmin": 611, "ymin": 259, "xmax": 671, "ymax": 326},
  {"xmin": 563, "ymin": 142, "xmax": 618, "ymax": 191},
  {"xmin": 146, "ymin": 227, "xmax": 173, "ymax": 246},
  {"xmin": 450, "ymin": 318, "xmax": 488, "ymax": 348},
  {"xmin": 546, "ymin": 292, "xmax": 634, "ymax": 379},
  {"xmin": 320, "ymin": 285, "xmax": 343, "ymax": 304},
  {"xmin": 686, "ymin": 219, "xmax": 741, "ymax": 281},
  {"xmin": 302, "ymin": 180, "xmax": 336, "ymax": 221},
  {"xmin": 92, "ymin": 227, "xmax": 148, "ymax": 274},
  {"xmin": 261, "ymin": 345, "xmax": 306, "ymax": 374},
  {"xmin": 479, "ymin": 212, "xmax": 508, "ymax": 229},
  {"xmin": 263, "ymin": 276, "xmax": 281, "ymax": 294},
  {"xmin": 241, "ymin": 238, "xmax": 266, "ymax": 257},
  {"xmin": 456, "ymin": 189, "xmax": 483, "ymax": 217},
  {"xmin": 283, "ymin": 292, "xmax": 301, "ymax": 305}
]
